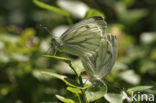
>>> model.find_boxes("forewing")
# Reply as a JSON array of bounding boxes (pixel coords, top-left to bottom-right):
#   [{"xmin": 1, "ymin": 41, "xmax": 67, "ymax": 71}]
[{"xmin": 59, "ymin": 16, "xmax": 107, "ymax": 56}]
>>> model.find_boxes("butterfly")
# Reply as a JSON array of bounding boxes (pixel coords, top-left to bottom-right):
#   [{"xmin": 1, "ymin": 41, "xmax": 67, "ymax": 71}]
[
  {"xmin": 51, "ymin": 16, "xmax": 107, "ymax": 56},
  {"xmin": 51, "ymin": 16, "xmax": 118, "ymax": 84},
  {"xmin": 80, "ymin": 34, "xmax": 118, "ymax": 84}
]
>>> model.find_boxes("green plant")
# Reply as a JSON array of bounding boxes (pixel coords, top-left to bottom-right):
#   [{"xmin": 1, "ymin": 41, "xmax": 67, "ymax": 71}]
[{"xmin": 41, "ymin": 55, "xmax": 107, "ymax": 103}]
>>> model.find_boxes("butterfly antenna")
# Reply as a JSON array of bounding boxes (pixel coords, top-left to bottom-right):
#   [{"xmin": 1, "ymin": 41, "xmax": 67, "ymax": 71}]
[{"xmin": 40, "ymin": 24, "xmax": 57, "ymax": 55}]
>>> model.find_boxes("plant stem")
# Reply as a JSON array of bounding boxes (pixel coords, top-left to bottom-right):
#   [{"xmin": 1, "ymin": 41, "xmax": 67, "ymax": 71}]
[
  {"xmin": 77, "ymin": 94, "xmax": 82, "ymax": 103},
  {"xmin": 68, "ymin": 63, "xmax": 79, "ymax": 78},
  {"xmin": 68, "ymin": 63, "xmax": 88, "ymax": 103},
  {"xmin": 79, "ymin": 76, "xmax": 88, "ymax": 103}
]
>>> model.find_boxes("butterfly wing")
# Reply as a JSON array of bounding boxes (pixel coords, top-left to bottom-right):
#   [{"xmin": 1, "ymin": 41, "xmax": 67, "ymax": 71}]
[
  {"xmin": 80, "ymin": 34, "xmax": 118, "ymax": 82},
  {"xmin": 96, "ymin": 34, "xmax": 118, "ymax": 79},
  {"xmin": 59, "ymin": 16, "xmax": 107, "ymax": 56}
]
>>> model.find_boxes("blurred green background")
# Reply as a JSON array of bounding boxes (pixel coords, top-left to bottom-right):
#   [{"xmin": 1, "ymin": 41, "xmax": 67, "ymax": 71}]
[{"xmin": 0, "ymin": 0, "xmax": 156, "ymax": 103}]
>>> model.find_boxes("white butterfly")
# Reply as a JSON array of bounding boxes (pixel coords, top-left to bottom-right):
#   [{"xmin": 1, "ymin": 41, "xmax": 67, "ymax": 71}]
[
  {"xmin": 81, "ymin": 34, "xmax": 118, "ymax": 84},
  {"xmin": 51, "ymin": 16, "xmax": 107, "ymax": 56},
  {"xmin": 51, "ymin": 16, "xmax": 118, "ymax": 83}
]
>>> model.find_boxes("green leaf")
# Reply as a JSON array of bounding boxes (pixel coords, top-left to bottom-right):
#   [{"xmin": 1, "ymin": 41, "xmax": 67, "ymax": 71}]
[
  {"xmin": 33, "ymin": 0, "xmax": 72, "ymax": 24},
  {"xmin": 43, "ymin": 55, "xmax": 82, "ymax": 77},
  {"xmin": 121, "ymin": 0, "xmax": 135, "ymax": 7},
  {"xmin": 104, "ymin": 93, "xmax": 124, "ymax": 103},
  {"xmin": 57, "ymin": 0, "xmax": 89, "ymax": 18},
  {"xmin": 85, "ymin": 83, "xmax": 107, "ymax": 102},
  {"xmin": 33, "ymin": 0, "xmax": 69, "ymax": 16},
  {"xmin": 150, "ymin": 48, "xmax": 156, "ymax": 60},
  {"xmin": 85, "ymin": 8, "xmax": 105, "ymax": 19},
  {"xmin": 0, "ymin": 51, "xmax": 10, "ymax": 63},
  {"xmin": 43, "ymin": 55, "xmax": 71, "ymax": 63},
  {"xmin": 0, "ymin": 34, "xmax": 18, "ymax": 43},
  {"xmin": 53, "ymin": 59, "xmax": 85, "ymax": 75},
  {"xmin": 41, "ymin": 71, "xmax": 81, "ymax": 88},
  {"xmin": 72, "ymin": 60, "xmax": 85, "ymax": 76},
  {"xmin": 56, "ymin": 95, "xmax": 75, "ymax": 103},
  {"xmin": 119, "ymin": 70, "xmax": 141, "ymax": 85},
  {"xmin": 127, "ymin": 86, "xmax": 153, "ymax": 94},
  {"xmin": 115, "ymin": 2, "xmax": 147, "ymax": 25},
  {"xmin": 67, "ymin": 87, "xmax": 81, "ymax": 94}
]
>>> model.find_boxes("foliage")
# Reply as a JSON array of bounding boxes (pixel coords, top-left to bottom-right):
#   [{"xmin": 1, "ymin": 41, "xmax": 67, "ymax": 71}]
[{"xmin": 0, "ymin": 0, "xmax": 156, "ymax": 103}]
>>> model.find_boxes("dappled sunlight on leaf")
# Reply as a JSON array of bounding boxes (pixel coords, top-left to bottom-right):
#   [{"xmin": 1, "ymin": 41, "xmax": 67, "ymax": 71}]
[{"xmin": 85, "ymin": 83, "xmax": 107, "ymax": 102}]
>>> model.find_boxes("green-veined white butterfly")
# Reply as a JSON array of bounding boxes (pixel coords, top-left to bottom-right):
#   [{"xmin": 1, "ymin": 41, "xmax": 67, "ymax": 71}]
[
  {"xmin": 81, "ymin": 34, "xmax": 118, "ymax": 84},
  {"xmin": 51, "ymin": 16, "xmax": 118, "ymax": 84},
  {"xmin": 51, "ymin": 16, "xmax": 107, "ymax": 56}
]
